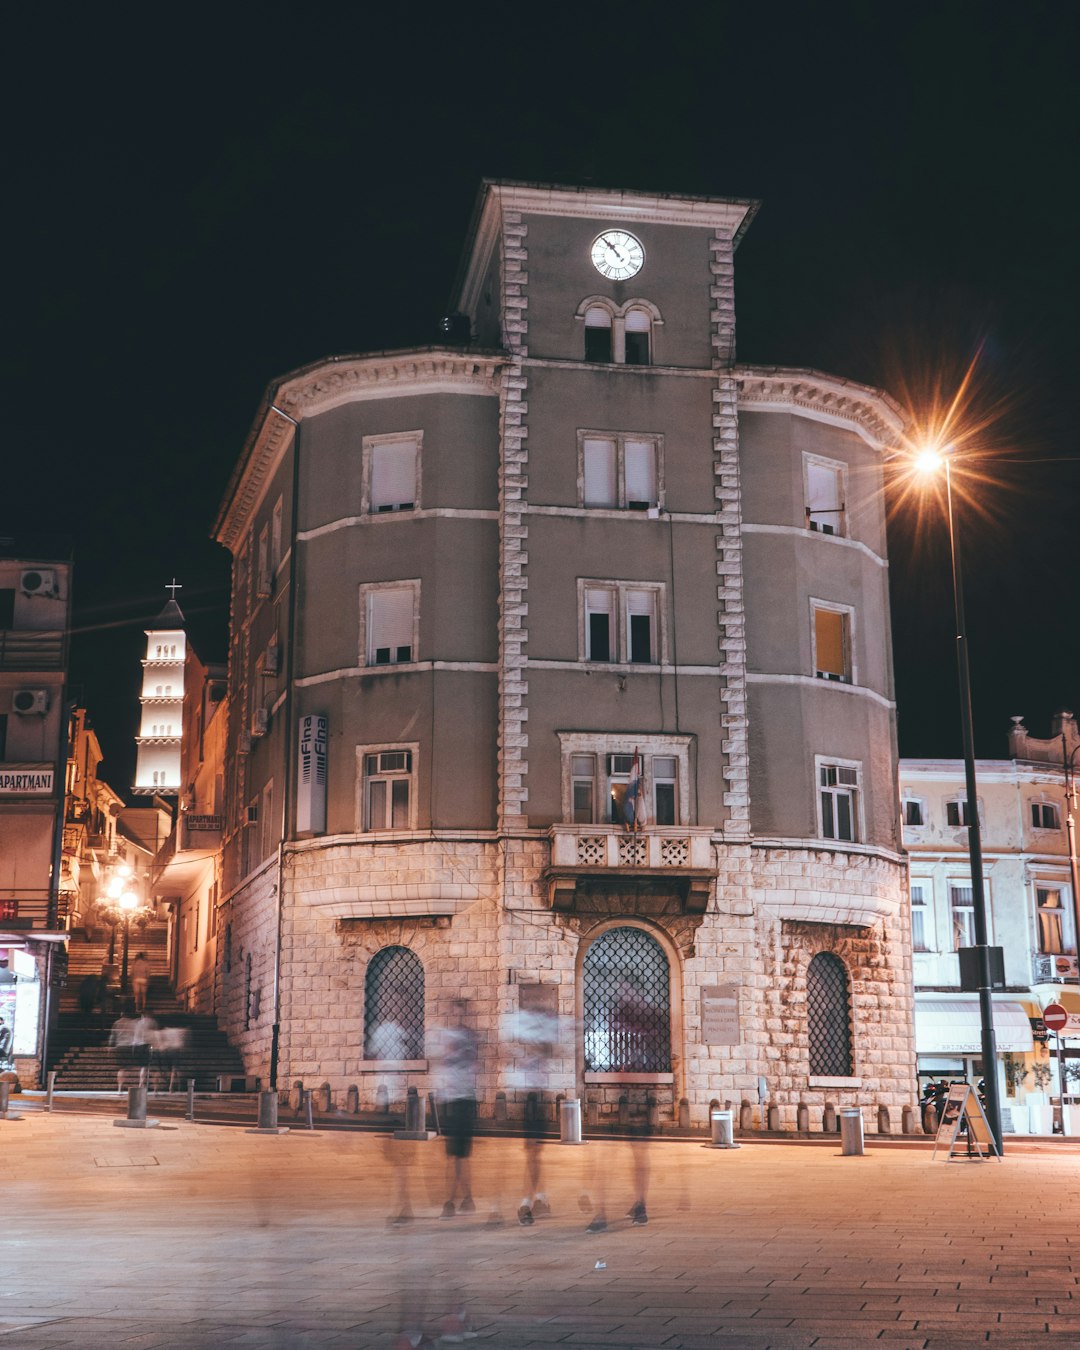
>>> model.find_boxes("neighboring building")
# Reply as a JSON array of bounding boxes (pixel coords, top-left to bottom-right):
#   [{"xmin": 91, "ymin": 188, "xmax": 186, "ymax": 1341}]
[
  {"xmin": 0, "ymin": 541, "xmax": 73, "ymax": 1082},
  {"xmin": 132, "ymin": 593, "xmax": 185, "ymax": 797},
  {"xmin": 901, "ymin": 709, "xmax": 1080, "ymax": 1128},
  {"xmin": 211, "ymin": 180, "xmax": 913, "ymax": 1127},
  {"xmin": 149, "ymin": 642, "xmax": 227, "ymax": 1010},
  {"xmin": 61, "ymin": 707, "xmax": 126, "ymax": 929}
]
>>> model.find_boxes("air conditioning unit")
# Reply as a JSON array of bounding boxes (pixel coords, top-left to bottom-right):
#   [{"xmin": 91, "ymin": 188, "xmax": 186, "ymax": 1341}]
[
  {"xmin": 1033, "ymin": 953, "xmax": 1079, "ymax": 982},
  {"xmin": 20, "ymin": 568, "xmax": 58, "ymax": 597},
  {"xmin": 238, "ymin": 731, "xmax": 253, "ymax": 755},
  {"xmin": 12, "ymin": 688, "xmax": 49, "ymax": 716},
  {"xmin": 257, "ymin": 641, "xmax": 280, "ymax": 676},
  {"xmin": 251, "ymin": 707, "xmax": 270, "ymax": 737}
]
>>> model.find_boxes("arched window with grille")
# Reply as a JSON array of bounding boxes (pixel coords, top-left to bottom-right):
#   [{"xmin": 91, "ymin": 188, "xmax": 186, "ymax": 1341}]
[
  {"xmin": 363, "ymin": 946, "xmax": 425, "ymax": 1061},
  {"xmin": 806, "ymin": 952, "xmax": 853, "ymax": 1077},
  {"xmin": 582, "ymin": 926, "xmax": 671, "ymax": 1073}
]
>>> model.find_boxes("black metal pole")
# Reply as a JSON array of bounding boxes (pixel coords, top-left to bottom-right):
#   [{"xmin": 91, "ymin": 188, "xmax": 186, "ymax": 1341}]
[
  {"xmin": 944, "ymin": 459, "xmax": 1003, "ymax": 1153},
  {"xmin": 1062, "ymin": 738, "xmax": 1080, "ymax": 970}
]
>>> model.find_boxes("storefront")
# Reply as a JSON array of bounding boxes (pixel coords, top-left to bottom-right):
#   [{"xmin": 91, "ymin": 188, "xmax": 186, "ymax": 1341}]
[
  {"xmin": 0, "ymin": 933, "xmax": 67, "ymax": 1084},
  {"xmin": 914, "ymin": 996, "xmax": 1035, "ymax": 1112}
]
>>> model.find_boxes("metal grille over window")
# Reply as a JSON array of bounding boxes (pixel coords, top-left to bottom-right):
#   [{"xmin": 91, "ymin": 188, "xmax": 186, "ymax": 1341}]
[
  {"xmin": 807, "ymin": 952, "xmax": 853, "ymax": 1077},
  {"xmin": 363, "ymin": 945, "xmax": 425, "ymax": 1060},
  {"xmin": 583, "ymin": 927, "xmax": 671, "ymax": 1073}
]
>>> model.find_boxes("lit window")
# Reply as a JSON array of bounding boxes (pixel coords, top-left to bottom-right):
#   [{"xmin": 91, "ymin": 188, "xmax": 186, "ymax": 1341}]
[
  {"xmin": 562, "ymin": 744, "xmax": 685, "ymax": 827},
  {"xmin": 363, "ymin": 583, "xmax": 418, "ymax": 666},
  {"xmin": 1037, "ymin": 886, "xmax": 1074, "ymax": 955},
  {"xmin": 1032, "ymin": 802, "xmax": 1060, "ymax": 830},
  {"xmin": 819, "ymin": 762, "xmax": 859, "ymax": 842},
  {"xmin": 902, "ymin": 798, "xmax": 925, "ymax": 827},
  {"xmin": 362, "ymin": 750, "xmax": 414, "ymax": 830},
  {"xmin": 812, "ymin": 604, "xmax": 851, "ymax": 683},
  {"xmin": 367, "ymin": 433, "xmax": 420, "ymax": 513},
  {"xmin": 950, "ymin": 882, "xmax": 976, "ymax": 949},
  {"xmin": 804, "ymin": 456, "xmax": 846, "ymax": 535},
  {"xmin": 911, "ymin": 883, "xmax": 929, "ymax": 951},
  {"xmin": 580, "ymin": 433, "xmax": 661, "ymax": 511}
]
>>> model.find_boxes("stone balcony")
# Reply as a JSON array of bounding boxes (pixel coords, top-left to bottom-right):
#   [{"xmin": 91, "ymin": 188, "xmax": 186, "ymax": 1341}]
[{"xmin": 545, "ymin": 824, "xmax": 717, "ymax": 913}]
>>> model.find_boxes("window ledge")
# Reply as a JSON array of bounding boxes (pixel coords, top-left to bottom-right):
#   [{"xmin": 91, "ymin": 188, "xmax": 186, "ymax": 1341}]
[
  {"xmin": 359, "ymin": 1060, "xmax": 428, "ymax": 1073},
  {"xmin": 808, "ymin": 1076, "xmax": 862, "ymax": 1089},
  {"xmin": 585, "ymin": 1072, "xmax": 674, "ymax": 1085}
]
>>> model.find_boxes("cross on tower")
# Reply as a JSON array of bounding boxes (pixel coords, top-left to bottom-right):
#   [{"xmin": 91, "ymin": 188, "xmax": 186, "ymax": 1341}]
[{"xmin": 165, "ymin": 578, "xmax": 182, "ymax": 599}]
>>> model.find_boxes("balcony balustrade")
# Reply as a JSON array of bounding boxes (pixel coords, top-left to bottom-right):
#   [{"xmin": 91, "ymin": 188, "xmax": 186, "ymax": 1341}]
[{"xmin": 545, "ymin": 823, "xmax": 716, "ymax": 913}]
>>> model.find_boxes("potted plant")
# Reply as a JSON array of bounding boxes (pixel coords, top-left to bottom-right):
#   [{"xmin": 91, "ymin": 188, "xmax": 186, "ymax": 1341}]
[
  {"xmin": 1029, "ymin": 1060, "xmax": 1054, "ymax": 1135},
  {"xmin": 1062, "ymin": 1061, "xmax": 1080, "ymax": 1135},
  {"xmin": 1003, "ymin": 1055, "xmax": 1030, "ymax": 1134}
]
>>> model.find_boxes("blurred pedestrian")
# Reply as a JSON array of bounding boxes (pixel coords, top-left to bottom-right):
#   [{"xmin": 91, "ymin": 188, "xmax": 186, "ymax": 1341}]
[
  {"xmin": 153, "ymin": 1024, "xmax": 188, "ymax": 1092},
  {"xmin": 130, "ymin": 952, "xmax": 150, "ymax": 1014},
  {"xmin": 433, "ymin": 1000, "xmax": 478, "ymax": 1217},
  {"xmin": 109, "ymin": 1006, "xmax": 137, "ymax": 1092},
  {"xmin": 132, "ymin": 1011, "xmax": 157, "ymax": 1088}
]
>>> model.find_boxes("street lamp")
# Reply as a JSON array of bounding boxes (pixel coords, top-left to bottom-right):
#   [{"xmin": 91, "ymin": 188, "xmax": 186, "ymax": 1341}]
[
  {"xmin": 915, "ymin": 444, "xmax": 1003, "ymax": 1153},
  {"xmin": 101, "ymin": 865, "xmax": 145, "ymax": 996}
]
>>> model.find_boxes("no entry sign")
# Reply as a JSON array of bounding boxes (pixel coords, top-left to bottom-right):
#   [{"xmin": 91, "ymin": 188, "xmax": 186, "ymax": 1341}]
[{"xmin": 1043, "ymin": 1003, "xmax": 1069, "ymax": 1033}]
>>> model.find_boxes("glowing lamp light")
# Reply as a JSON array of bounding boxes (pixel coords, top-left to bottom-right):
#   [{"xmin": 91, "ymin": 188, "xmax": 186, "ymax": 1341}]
[
  {"xmin": 118, "ymin": 891, "xmax": 140, "ymax": 912},
  {"xmin": 914, "ymin": 446, "xmax": 947, "ymax": 477}
]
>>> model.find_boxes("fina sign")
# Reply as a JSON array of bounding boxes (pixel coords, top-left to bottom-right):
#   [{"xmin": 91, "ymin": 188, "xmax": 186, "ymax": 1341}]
[{"xmin": 296, "ymin": 714, "xmax": 327, "ymax": 834}]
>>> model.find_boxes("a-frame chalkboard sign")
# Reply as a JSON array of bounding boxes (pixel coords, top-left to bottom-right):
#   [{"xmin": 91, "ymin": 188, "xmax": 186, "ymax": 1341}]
[{"xmin": 932, "ymin": 1082, "xmax": 1001, "ymax": 1161}]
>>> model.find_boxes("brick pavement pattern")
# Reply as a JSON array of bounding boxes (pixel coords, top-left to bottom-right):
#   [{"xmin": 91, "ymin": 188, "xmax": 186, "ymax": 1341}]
[{"xmin": 3, "ymin": 1112, "xmax": 1079, "ymax": 1348}]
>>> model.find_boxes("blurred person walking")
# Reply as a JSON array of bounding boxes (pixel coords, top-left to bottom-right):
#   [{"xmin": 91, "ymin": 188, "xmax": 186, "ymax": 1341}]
[
  {"xmin": 433, "ymin": 1000, "xmax": 479, "ymax": 1217},
  {"xmin": 130, "ymin": 951, "xmax": 150, "ymax": 1014},
  {"xmin": 109, "ymin": 1006, "xmax": 138, "ymax": 1092}
]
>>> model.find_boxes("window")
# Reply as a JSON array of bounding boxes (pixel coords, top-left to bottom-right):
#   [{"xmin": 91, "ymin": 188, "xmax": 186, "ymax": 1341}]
[
  {"xmin": 580, "ymin": 432, "xmax": 661, "ymax": 510},
  {"xmin": 0, "ymin": 713, "xmax": 6, "ymax": 760},
  {"xmin": 807, "ymin": 953, "xmax": 853, "ymax": 1077},
  {"xmin": 0, "ymin": 589, "xmax": 14, "ymax": 628},
  {"xmin": 812, "ymin": 603, "xmax": 852, "ymax": 682},
  {"xmin": 582, "ymin": 927, "xmax": 671, "ymax": 1073},
  {"xmin": 363, "ymin": 583, "xmax": 418, "ymax": 665},
  {"xmin": 583, "ymin": 306, "xmax": 613, "ymax": 362},
  {"xmin": 946, "ymin": 798, "xmax": 972, "ymax": 828},
  {"xmin": 911, "ymin": 883, "xmax": 929, "ymax": 951},
  {"xmin": 1037, "ymin": 886, "xmax": 1074, "ymax": 955},
  {"xmin": 819, "ymin": 761, "xmax": 859, "ymax": 842},
  {"xmin": 578, "ymin": 298, "xmax": 661, "ymax": 365},
  {"xmin": 950, "ymin": 882, "xmax": 976, "ymax": 949},
  {"xmin": 579, "ymin": 581, "xmax": 663, "ymax": 665},
  {"xmin": 804, "ymin": 455, "xmax": 846, "ymax": 536},
  {"xmin": 366, "ymin": 432, "xmax": 420, "ymax": 513},
  {"xmin": 563, "ymin": 746, "xmax": 685, "ymax": 827},
  {"xmin": 362, "ymin": 749, "xmax": 415, "ymax": 831},
  {"xmin": 271, "ymin": 497, "xmax": 283, "ymax": 573},
  {"xmin": 1032, "ymin": 802, "xmax": 1060, "ymax": 830},
  {"xmin": 623, "ymin": 307, "xmax": 651, "ymax": 365},
  {"xmin": 257, "ymin": 526, "xmax": 270, "ymax": 596},
  {"xmin": 364, "ymin": 946, "xmax": 425, "ymax": 1060},
  {"xmin": 902, "ymin": 798, "xmax": 925, "ymax": 827}
]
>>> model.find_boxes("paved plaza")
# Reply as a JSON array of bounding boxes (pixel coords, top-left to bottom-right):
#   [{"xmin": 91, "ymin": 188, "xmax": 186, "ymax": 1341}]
[{"xmin": 3, "ymin": 1106, "xmax": 1080, "ymax": 1348}]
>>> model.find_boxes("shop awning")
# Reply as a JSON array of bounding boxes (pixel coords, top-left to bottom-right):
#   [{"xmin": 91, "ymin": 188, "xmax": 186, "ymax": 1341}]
[{"xmin": 915, "ymin": 999, "xmax": 1034, "ymax": 1055}]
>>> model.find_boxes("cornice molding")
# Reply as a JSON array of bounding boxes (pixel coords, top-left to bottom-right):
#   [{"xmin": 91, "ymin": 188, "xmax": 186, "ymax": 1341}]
[
  {"xmin": 735, "ymin": 366, "xmax": 907, "ymax": 451},
  {"xmin": 214, "ymin": 350, "xmax": 504, "ymax": 553}
]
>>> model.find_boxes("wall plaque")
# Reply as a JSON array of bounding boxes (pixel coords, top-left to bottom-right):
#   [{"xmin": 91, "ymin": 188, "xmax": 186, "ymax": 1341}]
[{"xmin": 701, "ymin": 983, "xmax": 741, "ymax": 1046}]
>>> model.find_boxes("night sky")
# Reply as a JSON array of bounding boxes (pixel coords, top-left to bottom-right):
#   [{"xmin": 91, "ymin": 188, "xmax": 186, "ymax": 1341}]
[{"xmin": 7, "ymin": 3, "xmax": 1078, "ymax": 795}]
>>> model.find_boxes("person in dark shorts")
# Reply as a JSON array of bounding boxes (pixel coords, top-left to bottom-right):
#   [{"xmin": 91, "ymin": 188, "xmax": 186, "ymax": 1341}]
[{"xmin": 435, "ymin": 1000, "xmax": 478, "ymax": 1217}]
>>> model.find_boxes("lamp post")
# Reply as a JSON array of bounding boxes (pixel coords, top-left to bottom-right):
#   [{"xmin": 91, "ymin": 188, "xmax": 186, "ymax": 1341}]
[
  {"xmin": 916, "ymin": 446, "xmax": 1003, "ymax": 1153},
  {"xmin": 100, "ymin": 865, "xmax": 145, "ymax": 996},
  {"xmin": 1063, "ymin": 736, "xmax": 1080, "ymax": 972}
]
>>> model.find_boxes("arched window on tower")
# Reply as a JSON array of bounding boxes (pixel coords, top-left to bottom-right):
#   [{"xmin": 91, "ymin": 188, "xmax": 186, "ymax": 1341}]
[
  {"xmin": 363, "ymin": 945, "xmax": 425, "ymax": 1061},
  {"xmin": 582, "ymin": 926, "xmax": 671, "ymax": 1073},
  {"xmin": 624, "ymin": 307, "xmax": 652, "ymax": 365},
  {"xmin": 807, "ymin": 952, "xmax": 853, "ymax": 1077},
  {"xmin": 584, "ymin": 306, "xmax": 613, "ymax": 362}
]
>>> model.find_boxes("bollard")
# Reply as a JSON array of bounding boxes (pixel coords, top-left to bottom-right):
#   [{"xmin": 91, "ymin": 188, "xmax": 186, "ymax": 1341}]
[
  {"xmin": 494, "ymin": 1090, "xmax": 508, "ymax": 1122},
  {"xmin": 709, "ymin": 1108, "xmax": 739, "ymax": 1149},
  {"xmin": 585, "ymin": 1093, "xmax": 599, "ymax": 1127},
  {"xmin": 840, "ymin": 1107, "xmax": 864, "ymax": 1156},
  {"xmin": 46, "ymin": 1070, "xmax": 56, "ymax": 1112},
  {"xmin": 346, "ymin": 1084, "xmax": 360, "ymax": 1114},
  {"xmin": 678, "ymin": 1097, "xmax": 691, "ymax": 1130},
  {"xmin": 0, "ymin": 1081, "xmax": 10, "ymax": 1118},
  {"xmin": 405, "ymin": 1086, "xmax": 423, "ymax": 1133},
  {"xmin": 877, "ymin": 1104, "xmax": 891, "ymax": 1135},
  {"xmin": 739, "ymin": 1101, "xmax": 752, "ymax": 1132},
  {"xmin": 292, "ymin": 1080, "xmax": 304, "ymax": 1115},
  {"xmin": 555, "ymin": 1092, "xmax": 564, "ymax": 1124},
  {"xmin": 709, "ymin": 1097, "xmax": 720, "ymax": 1118},
  {"xmin": 902, "ymin": 1104, "xmax": 915, "ymax": 1135},
  {"xmin": 246, "ymin": 1088, "xmax": 290, "ymax": 1135},
  {"xmin": 924, "ymin": 1104, "xmax": 938, "ymax": 1134},
  {"xmin": 823, "ymin": 1102, "xmax": 837, "ymax": 1133},
  {"xmin": 114, "ymin": 1084, "xmax": 159, "ymax": 1129},
  {"xmin": 319, "ymin": 1082, "xmax": 332, "ymax": 1113},
  {"xmin": 559, "ymin": 1097, "xmax": 584, "ymax": 1144},
  {"xmin": 647, "ymin": 1094, "xmax": 659, "ymax": 1130},
  {"xmin": 186, "ymin": 1078, "xmax": 196, "ymax": 1121},
  {"xmin": 304, "ymin": 1089, "xmax": 314, "ymax": 1130},
  {"xmin": 767, "ymin": 1104, "xmax": 780, "ymax": 1132},
  {"xmin": 797, "ymin": 1102, "xmax": 809, "ymax": 1133},
  {"xmin": 618, "ymin": 1092, "xmax": 630, "ymax": 1127},
  {"xmin": 374, "ymin": 1084, "xmax": 388, "ymax": 1113}
]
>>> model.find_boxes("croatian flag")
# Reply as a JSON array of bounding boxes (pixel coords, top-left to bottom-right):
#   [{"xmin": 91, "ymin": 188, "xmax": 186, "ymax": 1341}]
[{"xmin": 623, "ymin": 749, "xmax": 648, "ymax": 829}]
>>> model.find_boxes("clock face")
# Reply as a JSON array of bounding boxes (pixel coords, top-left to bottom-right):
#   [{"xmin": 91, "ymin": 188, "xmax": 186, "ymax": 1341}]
[{"xmin": 591, "ymin": 230, "xmax": 645, "ymax": 281}]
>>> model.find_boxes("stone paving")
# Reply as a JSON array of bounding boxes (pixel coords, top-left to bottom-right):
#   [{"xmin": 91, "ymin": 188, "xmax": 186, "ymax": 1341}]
[{"xmin": 3, "ymin": 1106, "xmax": 1080, "ymax": 1348}]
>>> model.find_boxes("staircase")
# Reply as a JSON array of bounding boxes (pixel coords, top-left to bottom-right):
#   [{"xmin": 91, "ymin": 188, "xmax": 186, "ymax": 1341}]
[{"xmin": 51, "ymin": 925, "xmax": 246, "ymax": 1092}]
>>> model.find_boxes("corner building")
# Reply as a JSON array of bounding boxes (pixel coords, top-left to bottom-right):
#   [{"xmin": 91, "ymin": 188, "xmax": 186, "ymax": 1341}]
[{"xmin": 213, "ymin": 182, "xmax": 914, "ymax": 1128}]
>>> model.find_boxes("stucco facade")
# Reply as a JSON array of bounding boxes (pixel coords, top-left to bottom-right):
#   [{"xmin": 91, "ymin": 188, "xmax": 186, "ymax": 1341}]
[{"xmin": 211, "ymin": 182, "xmax": 914, "ymax": 1129}]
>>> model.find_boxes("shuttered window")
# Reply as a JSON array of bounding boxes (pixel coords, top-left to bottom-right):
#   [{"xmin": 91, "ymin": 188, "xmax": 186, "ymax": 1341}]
[
  {"xmin": 370, "ymin": 438, "xmax": 418, "ymax": 512},
  {"xmin": 367, "ymin": 585, "xmax": 416, "ymax": 665},
  {"xmin": 813, "ymin": 606, "xmax": 849, "ymax": 681},
  {"xmin": 583, "ymin": 437, "xmax": 618, "ymax": 507},
  {"xmin": 624, "ymin": 439, "xmax": 657, "ymax": 509}
]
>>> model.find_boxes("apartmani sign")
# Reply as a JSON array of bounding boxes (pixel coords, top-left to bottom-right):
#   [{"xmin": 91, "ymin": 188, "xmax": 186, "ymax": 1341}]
[
  {"xmin": 296, "ymin": 714, "xmax": 327, "ymax": 834},
  {"xmin": 0, "ymin": 765, "xmax": 54, "ymax": 795}
]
